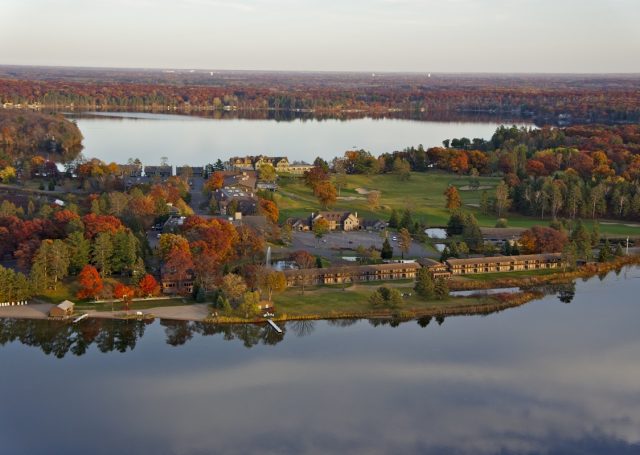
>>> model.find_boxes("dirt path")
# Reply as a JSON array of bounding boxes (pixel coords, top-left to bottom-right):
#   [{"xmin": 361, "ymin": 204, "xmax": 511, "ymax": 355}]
[
  {"xmin": 0, "ymin": 303, "xmax": 53, "ymax": 320},
  {"xmin": 86, "ymin": 304, "xmax": 210, "ymax": 321}
]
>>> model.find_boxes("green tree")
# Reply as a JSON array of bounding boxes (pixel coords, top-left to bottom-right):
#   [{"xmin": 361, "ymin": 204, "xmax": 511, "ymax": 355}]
[
  {"xmin": 399, "ymin": 209, "xmax": 413, "ymax": 231},
  {"xmin": 369, "ymin": 286, "xmax": 403, "ymax": 309},
  {"xmin": 571, "ymin": 220, "xmax": 592, "ymax": 260},
  {"xmin": 30, "ymin": 240, "xmax": 70, "ymax": 290},
  {"xmin": 381, "ymin": 238, "xmax": 393, "ymax": 259},
  {"xmin": 434, "ymin": 278, "xmax": 449, "ymax": 300},
  {"xmin": 258, "ymin": 163, "xmax": 276, "ymax": 182},
  {"xmin": 461, "ymin": 213, "xmax": 483, "ymax": 252},
  {"xmin": 392, "ymin": 157, "xmax": 411, "ymax": 180},
  {"xmin": 65, "ymin": 231, "xmax": 90, "ymax": 275},
  {"xmin": 388, "ymin": 209, "xmax": 399, "ymax": 229},
  {"xmin": 480, "ymin": 190, "xmax": 491, "ymax": 215},
  {"xmin": 112, "ymin": 230, "xmax": 138, "ymax": 275},
  {"xmin": 494, "ymin": 181, "xmax": 511, "ymax": 217},
  {"xmin": 598, "ymin": 239, "xmax": 612, "ymax": 263},
  {"xmin": 0, "ymin": 265, "xmax": 32, "ymax": 301},
  {"xmin": 414, "ymin": 268, "xmax": 435, "ymax": 299},
  {"xmin": 614, "ymin": 242, "xmax": 624, "ymax": 257},
  {"xmin": 561, "ymin": 241, "xmax": 578, "ymax": 271},
  {"xmin": 92, "ymin": 232, "xmax": 114, "ymax": 277},
  {"xmin": 238, "ymin": 290, "xmax": 261, "ymax": 319},
  {"xmin": 446, "ymin": 211, "xmax": 465, "ymax": 236},
  {"xmin": 591, "ymin": 222, "xmax": 601, "ymax": 248}
]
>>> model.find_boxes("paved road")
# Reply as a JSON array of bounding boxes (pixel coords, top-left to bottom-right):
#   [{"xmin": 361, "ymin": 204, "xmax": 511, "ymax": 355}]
[{"xmin": 188, "ymin": 177, "xmax": 209, "ymax": 216}]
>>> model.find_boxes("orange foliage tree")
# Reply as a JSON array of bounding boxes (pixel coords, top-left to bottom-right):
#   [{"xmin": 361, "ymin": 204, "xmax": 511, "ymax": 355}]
[
  {"xmin": 444, "ymin": 186, "xmax": 462, "ymax": 210},
  {"xmin": 76, "ymin": 265, "xmax": 103, "ymax": 300},
  {"xmin": 519, "ymin": 226, "xmax": 568, "ymax": 254},
  {"xmin": 258, "ymin": 198, "xmax": 279, "ymax": 224},
  {"xmin": 203, "ymin": 172, "xmax": 224, "ymax": 194},
  {"xmin": 314, "ymin": 181, "xmax": 337, "ymax": 209},
  {"xmin": 81, "ymin": 214, "xmax": 123, "ymax": 239},
  {"xmin": 137, "ymin": 274, "xmax": 159, "ymax": 297}
]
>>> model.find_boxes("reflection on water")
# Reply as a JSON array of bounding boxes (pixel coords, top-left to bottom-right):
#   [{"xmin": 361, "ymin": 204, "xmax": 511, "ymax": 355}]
[
  {"xmin": 1, "ymin": 267, "xmax": 639, "ymax": 455},
  {"xmin": 70, "ymin": 113, "xmax": 531, "ymax": 165},
  {"xmin": 425, "ymin": 228, "xmax": 448, "ymax": 239}
]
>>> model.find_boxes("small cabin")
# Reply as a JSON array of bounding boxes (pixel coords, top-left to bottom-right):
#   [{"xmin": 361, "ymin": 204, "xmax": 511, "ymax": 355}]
[{"xmin": 50, "ymin": 300, "xmax": 75, "ymax": 318}]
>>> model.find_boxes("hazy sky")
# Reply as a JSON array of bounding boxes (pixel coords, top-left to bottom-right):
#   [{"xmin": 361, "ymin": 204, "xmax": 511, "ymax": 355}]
[{"xmin": 2, "ymin": 0, "xmax": 640, "ymax": 73}]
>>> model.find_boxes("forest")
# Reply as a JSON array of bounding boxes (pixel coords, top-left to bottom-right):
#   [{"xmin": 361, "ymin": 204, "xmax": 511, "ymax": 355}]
[
  {"xmin": 2, "ymin": 66, "xmax": 640, "ymax": 123},
  {"xmin": 0, "ymin": 109, "xmax": 83, "ymax": 165},
  {"xmin": 368, "ymin": 124, "xmax": 640, "ymax": 222}
]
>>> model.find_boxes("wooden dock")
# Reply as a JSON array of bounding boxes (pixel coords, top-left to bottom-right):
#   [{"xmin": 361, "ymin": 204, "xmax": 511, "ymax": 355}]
[
  {"xmin": 73, "ymin": 314, "xmax": 89, "ymax": 323},
  {"xmin": 267, "ymin": 319, "xmax": 283, "ymax": 334}
]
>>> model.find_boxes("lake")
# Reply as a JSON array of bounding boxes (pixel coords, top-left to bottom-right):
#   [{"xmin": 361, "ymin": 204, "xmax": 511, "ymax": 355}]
[
  {"xmin": 69, "ymin": 112, "xmax": 531, "ymax": 165},
  {"xmin": 1, "ymin": 267, "xmax": 640, "ymax": 454}
]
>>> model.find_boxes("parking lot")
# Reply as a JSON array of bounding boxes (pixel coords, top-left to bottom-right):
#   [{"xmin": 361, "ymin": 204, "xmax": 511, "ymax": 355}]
[{"xmin": 285, "ymin": 230, "xmax": 430, "ymax": 261}]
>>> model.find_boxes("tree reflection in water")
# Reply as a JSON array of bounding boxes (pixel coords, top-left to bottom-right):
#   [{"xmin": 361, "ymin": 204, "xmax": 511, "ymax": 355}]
[
  {"xmin": 0, "ymin": 307, "xmax": 511, "ymax": 358},
  {"xmin": 288, "ymin": 320, "xmax": 316, "ymax": 337},
  {"xmin": 0, "ymin": 318, "xmax": 152, "ymax": 358}
]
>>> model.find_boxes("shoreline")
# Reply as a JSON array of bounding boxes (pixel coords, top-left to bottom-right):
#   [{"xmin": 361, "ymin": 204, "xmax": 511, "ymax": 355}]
[
  {"xmin": 0, "ymin": 292, "xmax": 540, "ymax": 326},
  {"xmin": 2, "ymin": 256, "xmax": 638, "ymax": 326}
]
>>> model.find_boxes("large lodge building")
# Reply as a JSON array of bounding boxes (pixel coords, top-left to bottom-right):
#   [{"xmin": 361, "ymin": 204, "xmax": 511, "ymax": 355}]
[
  {"xmin": 161, "ymin": 251, "xmax": 564, "ymax": 293},
  {"xmin": 281, "ymin": 253, "xmax": 564, "ymax": 289},
  {"xmin": 283, "ymin": 263, "xmax": 421, "ymax": 287},
  {"xmin": 446, "ymin": 253, "xmax": 563, "ymax": 275}
]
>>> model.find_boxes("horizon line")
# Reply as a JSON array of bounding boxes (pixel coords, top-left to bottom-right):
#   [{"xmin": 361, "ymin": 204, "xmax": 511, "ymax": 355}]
[{"xmin": 1, "ymin": 63, "xmax": 640, "ymax": 77}]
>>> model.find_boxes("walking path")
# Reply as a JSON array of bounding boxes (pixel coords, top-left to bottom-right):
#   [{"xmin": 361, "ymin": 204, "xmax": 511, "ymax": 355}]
[{"xmin": 0, "ymin": 303, "xmax": 53, "ymax": 320}]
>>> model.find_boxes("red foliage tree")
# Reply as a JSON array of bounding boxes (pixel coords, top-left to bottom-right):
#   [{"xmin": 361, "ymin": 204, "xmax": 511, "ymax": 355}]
[
  {"xmin": 519, "ymin": 226, "xmax": 568, "ymax": 254},
  {"xmin": 76, "ymin": 265, "xmax": 104, "ymax": 300},
  {"xmin": 183, "ymin": 217, "xmax": 238, "ymax": 263},
  {"xmin": 82, "ymin": 214, "xmax": 123, "ymax": 239},
  {"xmin": 137, "ymin": 274, "xmax": 160, "ymax": 297},
  {"xmin": 114, "ymin": 283, "xmax": 134, "ymax": 300}
]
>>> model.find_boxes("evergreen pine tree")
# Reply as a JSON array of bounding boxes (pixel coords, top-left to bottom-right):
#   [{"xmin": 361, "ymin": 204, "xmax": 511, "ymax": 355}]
[
  {"xmin": 414, "ymin": 268, "xmax": 435, "ymax": 299},
  {"xmin": 66, "ymin": 231, "xmax": 90, "ymax": 275},
  {"xmin": 388, "ymin": 209, "xmax": 399, "ymax": 229},
  {"xmin": 434, "ymin": 278, "xmax": 449, "ymax": 300},
  {"xmin": 381, "ymin": 238, "xmax": 393, "ymax": 259},
  {"xmin": 598, "ymin": 239, "xmax": 612, "ymax": 263},
  {"xmin": 400, "ymin": 209, "xmax": 413, "ymax": 230},
  {"xmin": 92, "ymin": 232, "xmax": 114, "ymax": 277}
]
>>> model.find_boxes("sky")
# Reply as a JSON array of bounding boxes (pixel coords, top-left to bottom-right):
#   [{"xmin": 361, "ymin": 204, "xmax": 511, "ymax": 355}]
[{"xmin": 2, "ymin": 0, "xmax": 640, "ymax": 73}]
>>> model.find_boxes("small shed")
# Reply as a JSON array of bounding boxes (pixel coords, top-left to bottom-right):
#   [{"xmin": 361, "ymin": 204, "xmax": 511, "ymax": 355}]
[{"xmin": 50, "ymin": 300, "xmax": 75, "ymax": 318}]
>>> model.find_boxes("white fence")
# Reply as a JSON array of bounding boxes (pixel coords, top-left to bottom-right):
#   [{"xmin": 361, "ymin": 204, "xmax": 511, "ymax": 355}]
[{"xmin": 0, "ymin": 301, "xmax": 29, "ymax": 307}]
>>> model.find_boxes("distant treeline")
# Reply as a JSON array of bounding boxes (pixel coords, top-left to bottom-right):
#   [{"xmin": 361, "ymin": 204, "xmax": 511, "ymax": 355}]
[{"xmin": 2, "ymin": 70, "xmax": 640, "ymax": 123}]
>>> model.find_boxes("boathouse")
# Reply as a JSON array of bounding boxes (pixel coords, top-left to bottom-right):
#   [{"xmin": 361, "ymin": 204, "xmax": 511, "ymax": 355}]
[{"xmin": 50, "ymin": 300, "xmax": 75, "ymax": 318}]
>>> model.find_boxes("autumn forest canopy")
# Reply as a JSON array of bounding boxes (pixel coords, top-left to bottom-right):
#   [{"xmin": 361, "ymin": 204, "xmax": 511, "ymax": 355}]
[
  {"xmin": 2, "ymin": 66, "xmax": 640, "ymax": 123},
  {"xmin": 0, "ymin": 109, "xmax": 83, "ymax": 164}
]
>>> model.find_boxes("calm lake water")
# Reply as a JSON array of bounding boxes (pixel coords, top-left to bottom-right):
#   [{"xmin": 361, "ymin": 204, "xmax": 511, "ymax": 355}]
[
  {"xmin": 1, "ymin": 267, "xmax": 640, "ymax": 455},
  {"xmin": 69, "ymin": 112, "xmax": 530, "ymax": 165}
]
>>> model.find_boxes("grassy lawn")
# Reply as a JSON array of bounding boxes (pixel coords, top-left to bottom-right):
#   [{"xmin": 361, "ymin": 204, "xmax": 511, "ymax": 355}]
[
  {"xmin": 277, "ymin": 172, "xmax": 640, "ymax": 237},
  {"xmin": 277, "ymin": 171, "xmax": 495, "ymax": 226},
  {"xmin": 272, "ymin": 282, "xmax": 496, "ymax": 318},
  {"xmin": 458, "ymin": 268, "xmax": 558, "ymax": 282}
]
